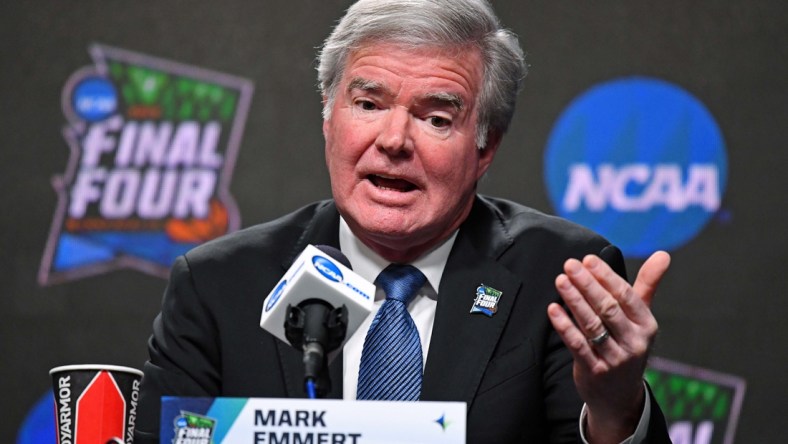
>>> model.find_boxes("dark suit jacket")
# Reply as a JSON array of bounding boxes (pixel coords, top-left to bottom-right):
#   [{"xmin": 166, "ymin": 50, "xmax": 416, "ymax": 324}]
[{"xmin": 135, "ymin": 196, "xmax": 669, "ymax": 443}]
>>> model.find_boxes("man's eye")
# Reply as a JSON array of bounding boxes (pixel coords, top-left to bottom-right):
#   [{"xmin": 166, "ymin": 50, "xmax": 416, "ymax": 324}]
[
  {"xmin": 356, "ymin": 100, "xmax": 377, "ymax": 111},
  {"xmin": 429, "ymin": 116, "xmax": 451, "ymax": 128}
]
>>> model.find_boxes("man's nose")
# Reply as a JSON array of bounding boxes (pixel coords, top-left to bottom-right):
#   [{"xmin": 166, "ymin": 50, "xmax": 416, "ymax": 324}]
[{"xmin": 375, "ymin": 107, "xmax": 413, "ymax": 156}]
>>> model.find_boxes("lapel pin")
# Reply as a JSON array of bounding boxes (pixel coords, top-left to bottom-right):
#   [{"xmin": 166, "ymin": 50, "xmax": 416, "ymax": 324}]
[{"xmin": 470, "ymin": 284, "xmax": 502, "ymax": 317}]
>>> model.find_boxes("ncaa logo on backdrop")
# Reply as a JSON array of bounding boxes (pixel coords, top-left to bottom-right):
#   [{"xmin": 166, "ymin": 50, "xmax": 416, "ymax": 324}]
[
  {"xmin": 38, "ymin": 44, "xmax": 254, "ymax": 285},
  {"xmin": 544, "ymin": 77, "xmax": 727, "ymax": 257}
]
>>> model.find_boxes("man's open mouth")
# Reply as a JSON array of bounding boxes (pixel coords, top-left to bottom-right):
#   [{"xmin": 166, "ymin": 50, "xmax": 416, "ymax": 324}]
[{"xmin": 367, "ymin": 174, "xmax": 417, "ymax": 192}]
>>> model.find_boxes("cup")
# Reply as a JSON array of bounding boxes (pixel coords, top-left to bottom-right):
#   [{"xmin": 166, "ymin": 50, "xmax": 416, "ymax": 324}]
[{"xmin": 50, "ymin": 364, "xmax": 143, "ymax": 444}]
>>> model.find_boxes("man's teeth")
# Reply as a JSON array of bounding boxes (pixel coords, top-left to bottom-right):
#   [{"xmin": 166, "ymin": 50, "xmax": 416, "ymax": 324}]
[{"xmin": 369, "ymin": 174, "xmax": 415, "ymax": 191}]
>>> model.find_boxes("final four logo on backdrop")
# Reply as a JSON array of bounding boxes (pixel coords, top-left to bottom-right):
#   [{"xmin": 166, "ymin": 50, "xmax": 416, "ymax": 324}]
[
  {"xmin": 38, "ymin": 44, "xmax": 254, "ymax": 285},
  {"xmin": 544, "ymin": 77, "xmax": 727, "ymax": 257},
  {"xmin": 645, "ymin": 357, "xmax": 746, "ymax": 444}
]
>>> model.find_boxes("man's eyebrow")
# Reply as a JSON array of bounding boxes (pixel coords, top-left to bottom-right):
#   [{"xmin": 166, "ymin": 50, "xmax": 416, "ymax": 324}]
[
  {"xmin": 347, "ymin": 77, "xmax": 389, "ymax": 95},
  {"xmin": 424, "ymin": 91, "xmax": 464, "ymax": 111},
  {"xmin": 347, "ymin": 77, "xmax": 464, "ymax": 111}
]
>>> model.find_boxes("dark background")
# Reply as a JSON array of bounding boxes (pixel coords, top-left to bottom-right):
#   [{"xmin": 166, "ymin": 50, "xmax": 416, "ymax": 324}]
[{"xmin": 2, "ymin": 1, "xmax": 786, "ymax": 441}]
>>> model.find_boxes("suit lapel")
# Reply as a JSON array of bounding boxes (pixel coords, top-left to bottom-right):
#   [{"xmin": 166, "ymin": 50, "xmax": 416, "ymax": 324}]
[
  {"xmin": 280, "ymin": 200, "xmax": 341, "ymax": 270},
  {"xmin": 274, "ymin": 201, "xmax": 345, "ymax": 399},
  {"xmin": 422, "ymin": 198, "xmax": 522, "ymax": 406}
]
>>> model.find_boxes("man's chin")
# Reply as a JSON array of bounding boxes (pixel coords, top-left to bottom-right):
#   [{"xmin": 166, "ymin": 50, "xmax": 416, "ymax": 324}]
[
  {"xmin": 348, "ymin": 219, "xmax": 451, "ymax": 263},
  {"xmin": 355, "ymin": 222, "xmax": 421, "ymax": 245}
]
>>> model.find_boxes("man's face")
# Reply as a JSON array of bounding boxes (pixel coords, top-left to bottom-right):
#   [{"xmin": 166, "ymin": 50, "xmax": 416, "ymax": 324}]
[{"xmin": 323, "ymin": 42, "xmax": 500, "ymax": 262}]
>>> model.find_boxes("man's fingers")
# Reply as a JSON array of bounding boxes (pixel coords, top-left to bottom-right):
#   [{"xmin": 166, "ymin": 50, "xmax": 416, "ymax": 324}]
[
  {"xmin": 583, "ymin": 254, "xmax": 651, "ymax": 326},
  {"xmin": 562, "ymin": 258, "xmax": 633, "ymax": 338},
  {"xmin": 547, "ymin": 303, "xmax": 601, "ymax": 369},
  {"xmin": 555, "ymin": 272, "xmax": 607, "ymax": 339},
  {"xmin": 632, "ymin": 251, "xmax": 671, "ymax": 306}
]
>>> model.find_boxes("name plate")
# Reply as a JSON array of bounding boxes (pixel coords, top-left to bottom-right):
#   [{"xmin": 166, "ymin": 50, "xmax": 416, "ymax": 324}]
[{"xmin": 161, "ymin": 397, "xmax": 466, "ymax": 443}]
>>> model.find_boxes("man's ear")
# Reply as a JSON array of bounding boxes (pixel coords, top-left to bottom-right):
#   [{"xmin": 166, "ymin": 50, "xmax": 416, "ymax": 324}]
[{"xmin": 476, "ymin": 130, "xmax": 503, "ymax": 180}]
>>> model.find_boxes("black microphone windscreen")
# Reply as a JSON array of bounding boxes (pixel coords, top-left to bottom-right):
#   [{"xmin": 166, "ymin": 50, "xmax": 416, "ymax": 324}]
[{"xmin": 315, "ymin": 245, "xmax": 352, "ymax": 270}]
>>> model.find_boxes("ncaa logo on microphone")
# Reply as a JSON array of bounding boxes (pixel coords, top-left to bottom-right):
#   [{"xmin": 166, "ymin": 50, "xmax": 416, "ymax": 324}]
[
  {"xmin": 312, "ymin": 256, "xmax": 343, "ymax": 283},
  {"xmin": 265, "ymin": 279, "xmax": 288, "ymax": 312},
  {"xmin": 544, "ymin": 77, "xmax": 728, "ymax": 257}
]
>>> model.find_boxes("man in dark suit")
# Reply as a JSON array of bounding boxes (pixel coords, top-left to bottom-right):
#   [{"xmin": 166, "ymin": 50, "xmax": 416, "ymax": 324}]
[{"xmin": 136, "ymin": 0, "xmax": 672, "ymax": 442}]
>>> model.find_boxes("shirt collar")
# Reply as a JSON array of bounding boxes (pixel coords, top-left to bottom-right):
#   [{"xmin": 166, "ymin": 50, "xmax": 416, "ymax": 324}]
[{"xmin": 338, "ymin": 216, "xmax": 457, "ymax": 294}]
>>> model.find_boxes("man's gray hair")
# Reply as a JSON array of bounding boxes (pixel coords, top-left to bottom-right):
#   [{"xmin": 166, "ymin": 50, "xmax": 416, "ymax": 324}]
[{"xmin": 317, "ymin": 0, "xmax": 526, "ymax": 148}]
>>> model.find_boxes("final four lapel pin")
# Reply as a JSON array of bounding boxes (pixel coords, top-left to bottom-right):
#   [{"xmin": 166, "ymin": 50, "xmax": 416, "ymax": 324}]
[{"xmin": 470, "ymin": 284, "xmax": 502, "ymax": 317}]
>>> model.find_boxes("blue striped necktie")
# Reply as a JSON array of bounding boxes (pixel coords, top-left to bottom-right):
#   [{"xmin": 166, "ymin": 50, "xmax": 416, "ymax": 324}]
[{"xmin": 357, "ymin": 264, "xmax": 426, "ymax": 401}]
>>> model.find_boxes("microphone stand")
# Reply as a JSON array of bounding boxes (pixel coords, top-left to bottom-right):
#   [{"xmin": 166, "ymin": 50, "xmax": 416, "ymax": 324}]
[{"xmin": 284, "ymin": 299, "xmax": 348, "ymax": 398}]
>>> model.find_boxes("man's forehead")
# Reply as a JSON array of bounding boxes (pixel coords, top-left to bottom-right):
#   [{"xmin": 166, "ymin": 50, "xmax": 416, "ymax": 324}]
[{"xmin": 342, "ymin": 42, "xmax": 482, "ymax": 93}]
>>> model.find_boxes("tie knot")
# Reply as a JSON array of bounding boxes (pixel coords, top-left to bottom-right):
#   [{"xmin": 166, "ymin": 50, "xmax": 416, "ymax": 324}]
[{"xmin": 377, "ymin": 264, "xmax": 426, "ymax": 305}]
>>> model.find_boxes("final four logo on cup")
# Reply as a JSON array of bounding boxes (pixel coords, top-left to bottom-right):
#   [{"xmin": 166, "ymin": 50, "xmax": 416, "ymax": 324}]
[{"xmin": 544, "ymin": 77, "xmax": 728, "ymax": 257}]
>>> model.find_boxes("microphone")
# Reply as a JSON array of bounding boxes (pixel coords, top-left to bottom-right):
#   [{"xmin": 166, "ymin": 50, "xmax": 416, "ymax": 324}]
[
  {"xmin": 286, "ymin": 245, "xmax": 352, "ymax": 397},
  {"xmin": 260, "ymin": 244, "xmax": 375, "ymax": 397}
]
